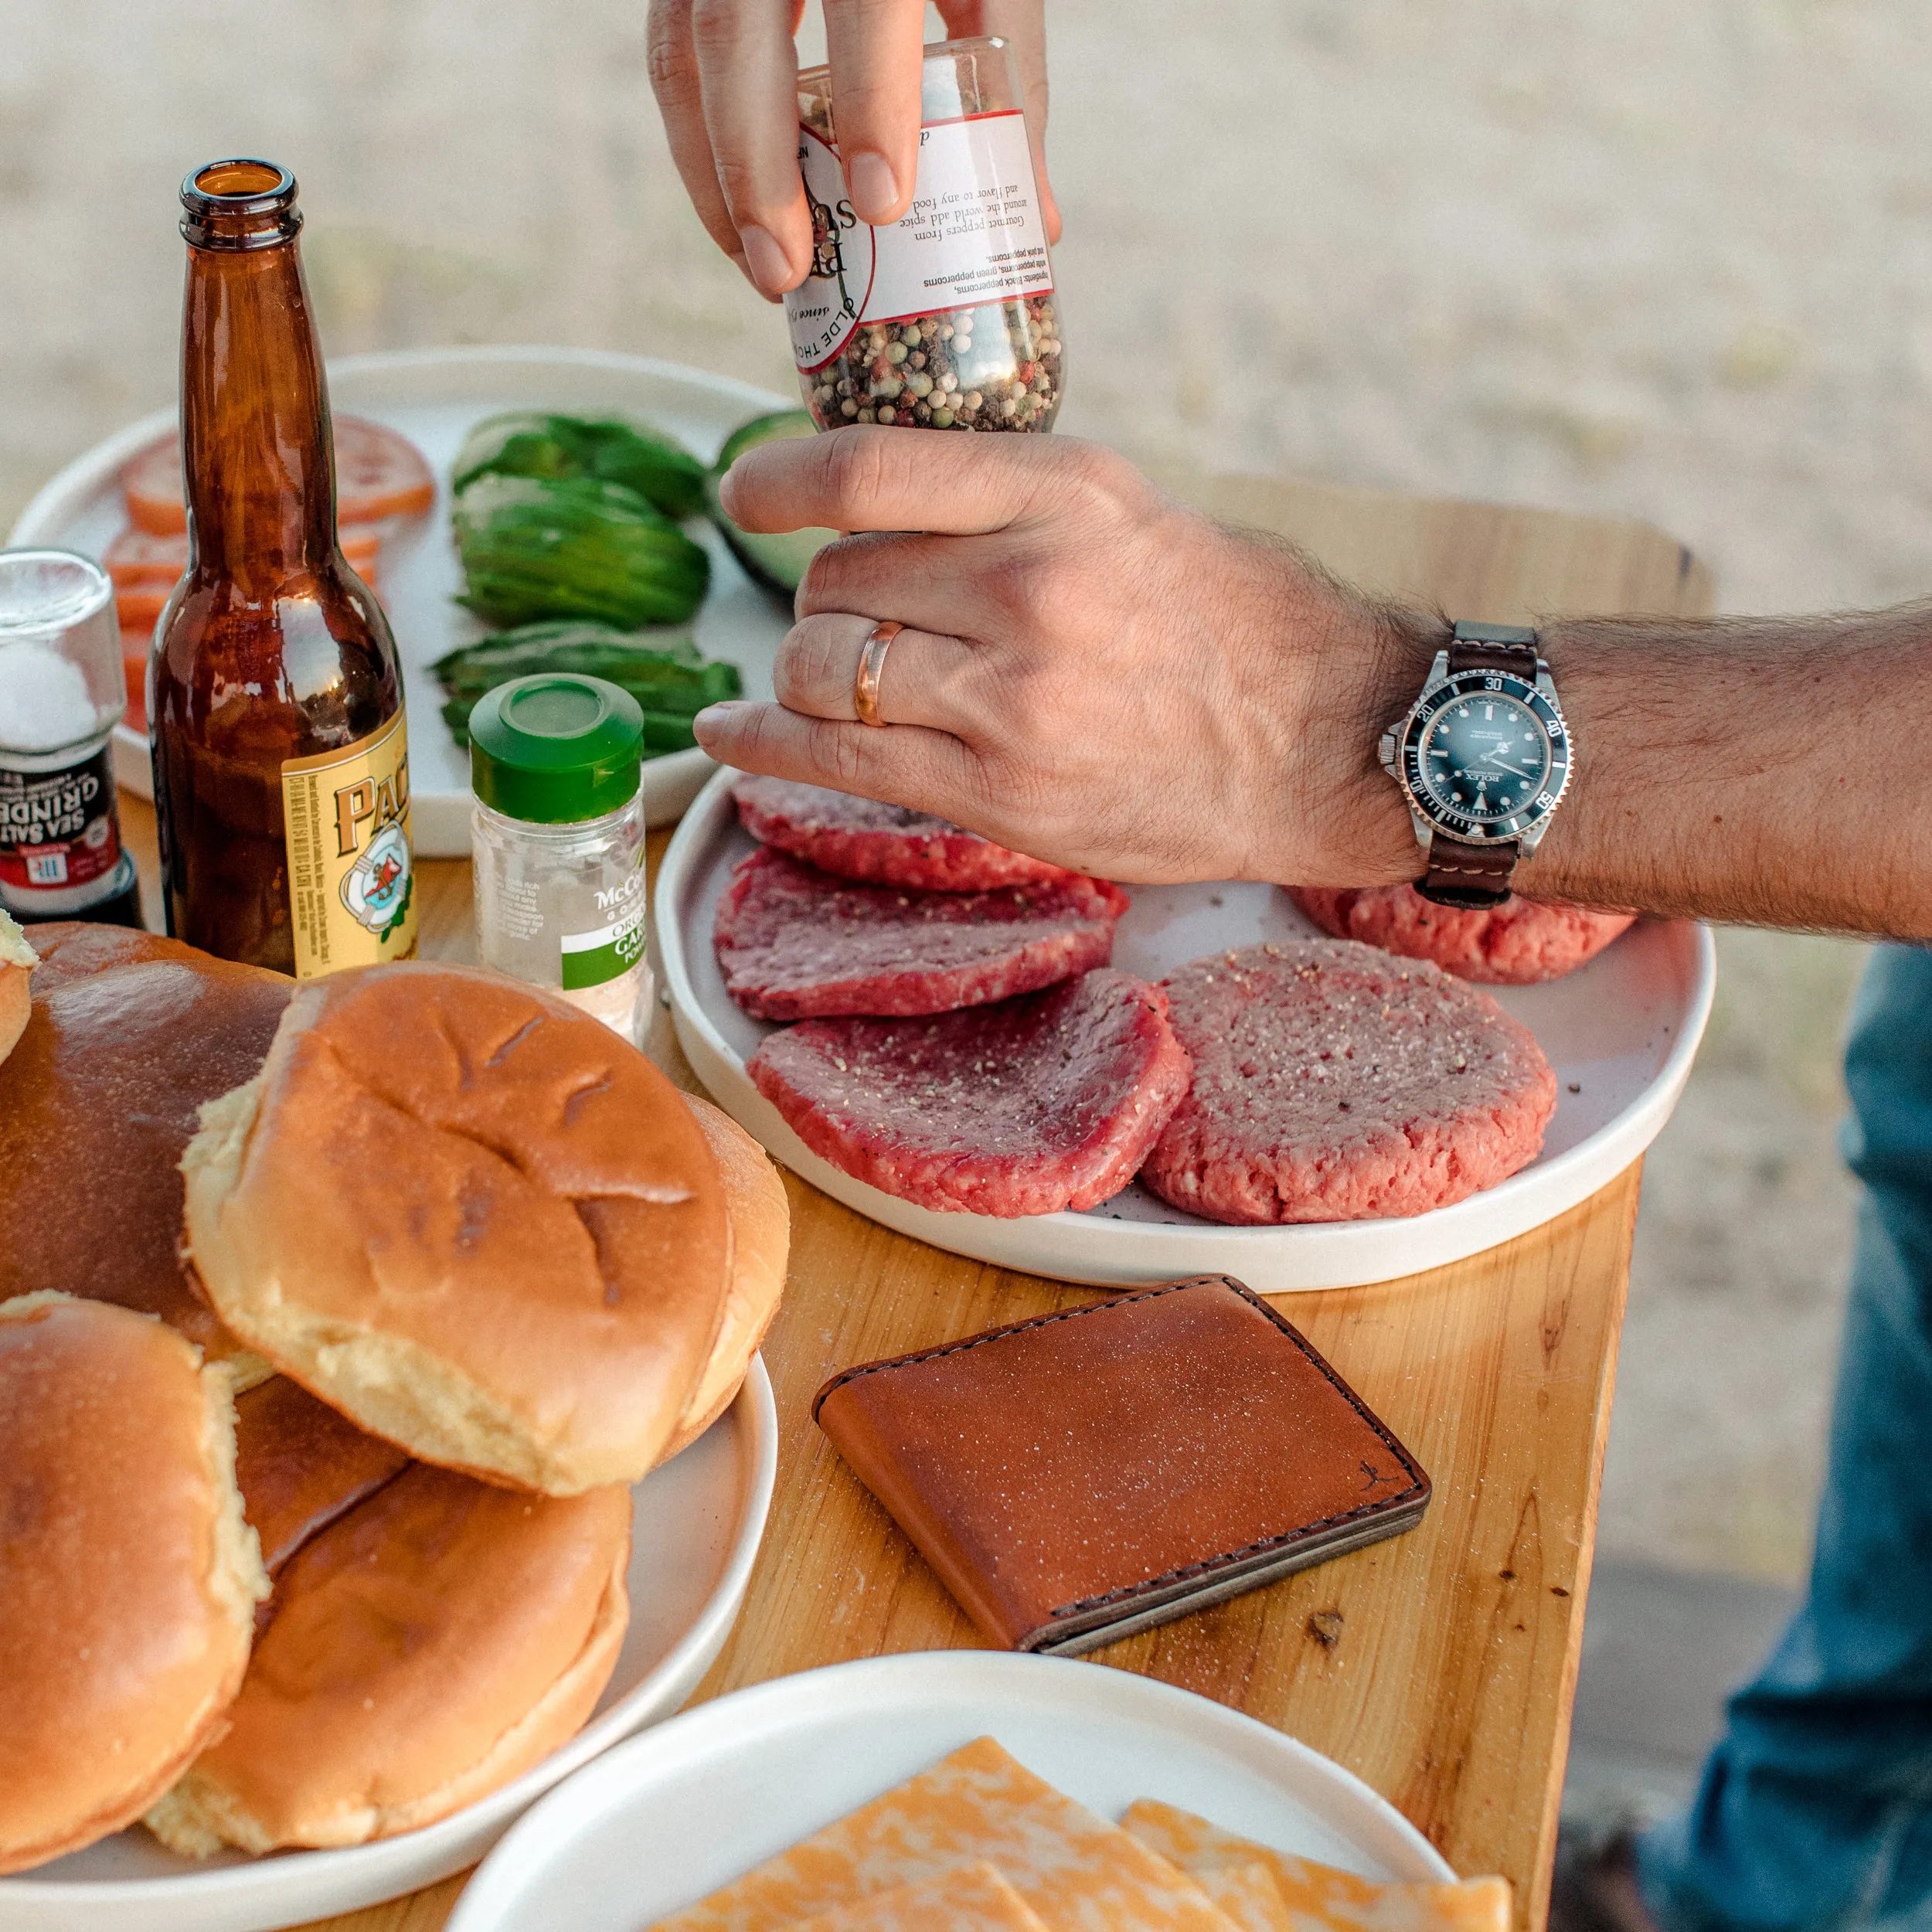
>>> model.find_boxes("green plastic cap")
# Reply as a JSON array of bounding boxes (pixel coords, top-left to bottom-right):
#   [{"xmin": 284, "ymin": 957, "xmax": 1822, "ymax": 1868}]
[{"xmin": 468, "ymin": 674, "xmax": 645, "ymax": 824}]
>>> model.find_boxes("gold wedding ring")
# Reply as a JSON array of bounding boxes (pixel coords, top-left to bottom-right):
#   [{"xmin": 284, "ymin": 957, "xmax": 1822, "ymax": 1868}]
[{"xmin": 853, "ymin": 620, "xmax": 902, "ymax": 728}]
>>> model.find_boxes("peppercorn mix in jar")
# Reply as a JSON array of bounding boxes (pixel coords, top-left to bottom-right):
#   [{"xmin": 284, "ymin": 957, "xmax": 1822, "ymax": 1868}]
[{"xmin": 787, "ymin": 37, "xmax": 1063, "ymax": 434}]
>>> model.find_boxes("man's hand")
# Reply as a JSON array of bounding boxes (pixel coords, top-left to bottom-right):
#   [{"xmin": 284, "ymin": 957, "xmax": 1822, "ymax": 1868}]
[
  {"xmin": 698, "ymin": 427, "xmax": 1932, "ymax": 937},
  {"xmin": 646, "ymin": 0, "xmax": 1059, "ymax": 299},
  {"xmin": 695, "ymin": 427, "xmax": 1425, "ymax": 886}
]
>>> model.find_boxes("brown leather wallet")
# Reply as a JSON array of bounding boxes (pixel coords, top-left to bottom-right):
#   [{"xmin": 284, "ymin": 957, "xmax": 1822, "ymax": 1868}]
[{"xmin": 813, "ymin": 1276, "xmax": 1430, "ymax": 1655}]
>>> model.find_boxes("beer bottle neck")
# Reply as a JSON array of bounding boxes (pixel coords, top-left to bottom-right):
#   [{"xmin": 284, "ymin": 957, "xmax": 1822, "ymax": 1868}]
[{"xmin": 180, "ymin": 236, "xmax": 338, "ymax": 584}]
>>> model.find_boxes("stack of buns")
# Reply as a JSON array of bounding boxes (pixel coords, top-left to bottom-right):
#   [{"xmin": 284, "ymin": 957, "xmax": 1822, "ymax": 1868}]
[{"xmin": 0, "ymin": 931, "xmax": 787, "ymax": 1872}]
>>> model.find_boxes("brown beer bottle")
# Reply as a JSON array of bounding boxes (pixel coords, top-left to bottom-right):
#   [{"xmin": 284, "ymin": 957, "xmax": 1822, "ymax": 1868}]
[{"xmin": 151, "ymin": 158, "xmax": 416, "ymax": 975}]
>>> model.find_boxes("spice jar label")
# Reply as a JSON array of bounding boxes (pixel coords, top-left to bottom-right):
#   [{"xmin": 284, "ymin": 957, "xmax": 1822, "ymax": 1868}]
[
  {"xmin": 787, "ymin": 109, "xmax": 1053, "ymax": 370},
  {"xmin": 560, "ymin": 862, "xmax": 648, "ymax": 992},
  {"xmin": 0, "ymin": 743, "xmax": 125, "ymax": 901},
  {"xmin": 281, "ymin": 710, "xmax": 417, "ymax": 978}
]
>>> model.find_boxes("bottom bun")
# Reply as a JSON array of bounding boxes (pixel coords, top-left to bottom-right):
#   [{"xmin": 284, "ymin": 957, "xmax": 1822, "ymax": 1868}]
[
  {"xmin": 147, "ymin": 1466, "xmax": 631, "ymax": 1854},
  {"xmin": 659, "ymin": 1094, "xmax": 791, "ymax": 1463},
  {"xmin": 0, "ymin": 911, "xmax": 33, "ymax": 1067}
]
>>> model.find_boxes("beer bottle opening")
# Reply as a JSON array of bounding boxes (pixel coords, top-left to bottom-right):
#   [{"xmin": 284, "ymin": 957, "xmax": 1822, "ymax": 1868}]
[{"xmin": 179, "ymin": 158, "xmax": 301, "ymax": 250}]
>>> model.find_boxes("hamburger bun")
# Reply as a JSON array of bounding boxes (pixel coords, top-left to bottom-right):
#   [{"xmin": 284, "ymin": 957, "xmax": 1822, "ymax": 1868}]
[
  {"xmin": 658, "ymin": 1094, "xmax": 790, "ymax": 1462},
  {"xmin": 233, "ymin": 1376, "xmax": 411, "ymax": 1581},
  {"xmin": 182, "ymin": 962, "xmax": 731, "ymax": 1495},
  {"xmin": 147, "ymin": 1464, "xmax": 631, "ymax": 1853},
  {"xmin": 0, "ymin": 1293, "xmax": 267, "ymax": 1873},
  {"xmin": 0, "ymin": 923, "xmax": 291, "ymax": 1362},
  {"xmin": 0, "ymin": 910, "xmax": 32, "ymax": 1066}
]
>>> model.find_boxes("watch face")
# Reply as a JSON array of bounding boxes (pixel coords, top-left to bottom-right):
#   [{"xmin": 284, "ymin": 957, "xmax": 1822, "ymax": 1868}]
[
  {"xmin": 1417, "ymin": 693, "xmax": 1551, "ymax": 823},
  {"xmin": 1397, "ymin": 671, "xmax": 1571, "ymax": 843}
]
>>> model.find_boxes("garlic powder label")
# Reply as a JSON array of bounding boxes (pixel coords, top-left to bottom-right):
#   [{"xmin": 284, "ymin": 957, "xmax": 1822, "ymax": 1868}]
[{"xmin": 787, "ymin": 110, "xmax": 1053, "ymax": 372}]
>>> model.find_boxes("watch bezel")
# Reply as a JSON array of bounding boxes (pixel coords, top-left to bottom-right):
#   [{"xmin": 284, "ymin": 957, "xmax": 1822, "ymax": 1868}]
[{"xmin": 1394, "ymin": 669, "xmax": 1571, "ymax": 847}]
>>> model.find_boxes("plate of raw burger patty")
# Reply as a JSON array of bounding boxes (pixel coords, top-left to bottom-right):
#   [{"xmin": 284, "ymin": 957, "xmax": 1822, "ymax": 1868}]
[{"xmin": 658, "ymin": 770, "xmax": 1714, "ymax": 1291}]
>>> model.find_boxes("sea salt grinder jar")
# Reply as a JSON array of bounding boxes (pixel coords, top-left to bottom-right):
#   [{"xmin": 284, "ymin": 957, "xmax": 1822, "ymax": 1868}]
[
  {"xmin": 470, "ymin": 674, "xmax": 652, "ymax": 1045},
  {"xmin": 0, "ymin": 548, "xmax": 142, "ymax": 927},
  {"xmin": 788, "ymin": 36, "xmax": 1063, "ymax": 434}
]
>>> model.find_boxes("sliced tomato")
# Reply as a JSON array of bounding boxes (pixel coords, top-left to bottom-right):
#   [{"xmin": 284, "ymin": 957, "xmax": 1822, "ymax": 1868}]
[
  {"xmin": 105, "ymin": 525, "xmax": 191, "ymax": 586},
  {"xmin": 121, "ymin": 437, "xmax": 189, "ymax": 536},
  {"xmin": 116, "ymin": 587, "xmax": 169, "ymax": 632},
  {"xmin": 104, "ymin": 522, "xmax": 382, "ymax": 593},
  {"xmin": 332, "ymin": 417, "xmax": 435, "ymax": 522},
  {"xmin": 121, "ymin": 641, "xmax": 148, "ymax": 734},
  {"xmin": 121, "ymin": 417, "xmax": 434, "ymax": 535}
]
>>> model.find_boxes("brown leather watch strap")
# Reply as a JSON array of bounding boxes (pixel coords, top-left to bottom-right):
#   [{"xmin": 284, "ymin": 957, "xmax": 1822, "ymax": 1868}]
[
  {"xmin": 1419, "ymin": 837, "xmax": 1520, "ymax": 909},
  {"xmin": 1413, "ymin": 625, "xmax": 1541, "ymax": 910},
  {"xmin": 1446, "ymin": 638, "xmax": 1539, "ymax": 679}
]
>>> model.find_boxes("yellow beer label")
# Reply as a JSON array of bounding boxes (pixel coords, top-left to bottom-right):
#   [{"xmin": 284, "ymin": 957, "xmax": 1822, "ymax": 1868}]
[{"xmin": 281, "ymin": 710, "xmax": 417, "ymax": 979}]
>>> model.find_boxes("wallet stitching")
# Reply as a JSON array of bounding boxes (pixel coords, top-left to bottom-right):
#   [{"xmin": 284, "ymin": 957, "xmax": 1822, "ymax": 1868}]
[
  {"xmin": 813, "ymin": 1276, "xmax": 1430, "ymax": 1628},
  {"xmin": 1043, "ymin": 1485, "xmax": 1427, "ymax": 1622}
]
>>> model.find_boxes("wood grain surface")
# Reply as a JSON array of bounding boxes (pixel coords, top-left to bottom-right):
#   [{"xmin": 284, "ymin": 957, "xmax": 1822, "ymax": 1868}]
[{"xmin": 111, "ymin": 471, "xmax": 1711, "ymax": 1932}]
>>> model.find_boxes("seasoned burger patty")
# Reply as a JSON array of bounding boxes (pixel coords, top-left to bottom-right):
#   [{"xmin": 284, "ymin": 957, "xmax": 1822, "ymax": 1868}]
[
  {"xmin": 733, "ymin": 775, "xmax": 1068, "ymax": 891},
  {"xmin": 714, "ymin": 848, "xmax": 1129, "ymax": 1021},
  {"xmin": 748, "ymin": 969, "xmax": 1192, "ymax": 1216},
  {"xmin": 1144, "ymin": 939, "xmax": 1557, "ymax": 1224},
  {"xmin": 1288, "ymin": 883, "xmax": 1635, "ymax": 985}
]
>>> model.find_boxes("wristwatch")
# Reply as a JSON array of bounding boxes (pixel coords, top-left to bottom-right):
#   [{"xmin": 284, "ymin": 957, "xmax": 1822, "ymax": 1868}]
[{"xmin": 1377, "ymin": 621, "xmax": 1572, "ymax": 910}]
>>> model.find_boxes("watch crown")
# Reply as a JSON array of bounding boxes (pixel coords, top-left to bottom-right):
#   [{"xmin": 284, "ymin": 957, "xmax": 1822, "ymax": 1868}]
[{"xmin": 1377, "ymin": 731, "xmax": 1396, "ymax": 770}]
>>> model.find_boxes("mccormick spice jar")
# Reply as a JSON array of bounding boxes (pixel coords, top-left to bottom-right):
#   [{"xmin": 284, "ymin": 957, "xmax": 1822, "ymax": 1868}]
[
  {"xmin": 787, "ymin": 36, "xmax": 1063, "ymax": 434},
  {"xmin": 469, "ymin": 674, "xmax": 651, "ymax": 1046},
  {"xmin": 0, "ymin": 550, "xmax": 142, "ymax": 928}
]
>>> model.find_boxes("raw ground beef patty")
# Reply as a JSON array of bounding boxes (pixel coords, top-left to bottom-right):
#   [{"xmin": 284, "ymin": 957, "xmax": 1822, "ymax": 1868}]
[
  {"xmin": 1288, "ymin": 883, "xmax": 1635, "ymax": 985},
  {"xmin": 715, "ymin": 847, "xmax": 1129, "ymax": 1021},
  {"xmin": 748, "ymin": 969, "xmax": 1193, "ymax": 1216},
  {"xmin": 733, "ymin": 776, "xmax": 1069, "ymax": 891},
  {"xmin": 1143, "ymin": 939, "xmax": 1558, "ymax": 1225}
]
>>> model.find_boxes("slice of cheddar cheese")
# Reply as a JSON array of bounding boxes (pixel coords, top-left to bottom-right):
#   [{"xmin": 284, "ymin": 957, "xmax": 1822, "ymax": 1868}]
[
  {"xmin": 648, "ymin": 1737, "xmax": 1237, "ymax": 1931},
  {"xmin": 791, "ymin": 1859, "xmax": 1049, "ymax": 1930},
  {"xmin": 1120, "ymin": 1799, "xmax": 1512, "ymax": 1932},
  {"xmin": 1185, "ymin": 1859, "xmax": 1294, "ymax": 1931}
]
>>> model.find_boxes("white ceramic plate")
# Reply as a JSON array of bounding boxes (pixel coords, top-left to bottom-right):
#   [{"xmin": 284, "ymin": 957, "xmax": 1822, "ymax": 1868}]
[
  {"xmin": 0, "ymin": 1360, "xmax": 778, "ymax": 1932},
  {"xmin": 444, "ymin": 1649, "xmax": 1454, "ymax": 1932},
  {"xmin": 6, "ymin": 347, "xmax": 802, "ymax": 855},
  {"xmin": 659, "ymin": 767, "xmax": 1716, "ymax": 1291}
]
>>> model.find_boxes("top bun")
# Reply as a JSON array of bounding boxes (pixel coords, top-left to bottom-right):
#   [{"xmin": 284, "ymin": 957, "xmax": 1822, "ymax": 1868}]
[
  {"xmin": 0, "ymin": 909, "xmax": 35, "ymax": 1067},
  {"xmin": 182, "ymin": 963, "xmax": 731, "ymax": 1495},
  {"xmin": 0, "ymin": 1293, "xmax": 266, "ymax": 1873},
  {"xmin": 0, "ymin": 923, "xmax": 291, "ymax": 1362},
  {"xmin": 658, "ymin": 1094, "xmax": 790, "ymax": 1462}
]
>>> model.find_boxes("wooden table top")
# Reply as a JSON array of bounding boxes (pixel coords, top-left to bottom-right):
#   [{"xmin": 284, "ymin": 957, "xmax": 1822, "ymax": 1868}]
[{"xmin": 113, "ymin": 472, "xmax": 1712, "ymax": 1932}]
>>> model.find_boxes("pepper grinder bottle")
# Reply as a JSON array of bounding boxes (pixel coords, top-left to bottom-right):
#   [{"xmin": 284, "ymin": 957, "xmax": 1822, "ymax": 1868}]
[
  {"xmin": 151, "ymin": 158, "xmax": 415, "ymax": 975},
  {"xmin": 470, "ymin": 675, "xmax": 651, "ymax": 1045},
  {"xmin": 0, "ymin": 549, "xmax": 143, "ymax": 928},
  {"xmin": 787, "ymin": 37, "xmax": 1063, "ymax": 434}
]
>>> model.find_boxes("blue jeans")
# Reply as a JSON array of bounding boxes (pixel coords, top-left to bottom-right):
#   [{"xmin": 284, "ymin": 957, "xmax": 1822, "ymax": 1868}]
[{"xmin": 1641, "ymin": 944, "xmax": 1932, "ymax": 1932}]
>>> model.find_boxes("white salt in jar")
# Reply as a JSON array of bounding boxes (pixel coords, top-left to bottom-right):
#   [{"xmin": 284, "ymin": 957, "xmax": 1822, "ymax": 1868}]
[
  {"xmin": 468, "ymin": 675, "xmax": 652, "ymax": 1046},
  {"xmin": 0, "ymin": 549, "xmax": 142, "ymax": 927}
]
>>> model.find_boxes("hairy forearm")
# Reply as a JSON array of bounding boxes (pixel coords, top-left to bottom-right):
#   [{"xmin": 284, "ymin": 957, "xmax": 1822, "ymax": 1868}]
[{"xmin": 1338, "ymin": 597, "xmax": 1932, "ymax": 937}]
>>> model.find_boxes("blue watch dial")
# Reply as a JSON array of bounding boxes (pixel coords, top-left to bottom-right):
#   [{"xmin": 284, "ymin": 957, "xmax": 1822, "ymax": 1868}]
[{"xmin": 1417, "ymin": 692, "xmax": 1553, "ymax": 824}]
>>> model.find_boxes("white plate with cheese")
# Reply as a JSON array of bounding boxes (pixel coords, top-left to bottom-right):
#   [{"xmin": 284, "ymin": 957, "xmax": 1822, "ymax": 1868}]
[
  {"xmin": 444, "ymin": 1650, "xmax": 1459, "ymax": 1932},
  {"xmin": 658, "ymin": 765, "xmax": 1715, "ymax": 1292},
  {"xmin": 0, "ymin": 1362, "xmax": 777, "ymax": 1932},
  {"xmin": 7, "ymin": 347, "xmax": 801, "ymax": 856}
]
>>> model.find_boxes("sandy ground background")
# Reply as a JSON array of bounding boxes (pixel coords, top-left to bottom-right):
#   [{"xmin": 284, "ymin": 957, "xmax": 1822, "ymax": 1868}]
[{"xmin": 3, "ymin": 0, "xmax": 1913, "ymax": 1586}]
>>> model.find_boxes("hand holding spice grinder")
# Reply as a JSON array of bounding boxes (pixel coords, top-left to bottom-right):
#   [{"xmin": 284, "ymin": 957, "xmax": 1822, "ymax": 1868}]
[{"xmin": 787, "ymin": 38, "xmax": 1063, "ymax": 434}]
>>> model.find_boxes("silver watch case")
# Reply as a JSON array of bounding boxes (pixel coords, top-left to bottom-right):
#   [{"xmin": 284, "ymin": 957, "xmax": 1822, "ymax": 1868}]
[{"xmin": 1376, "ymin": 649, "xmax": 1572, "ymax": 859}]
